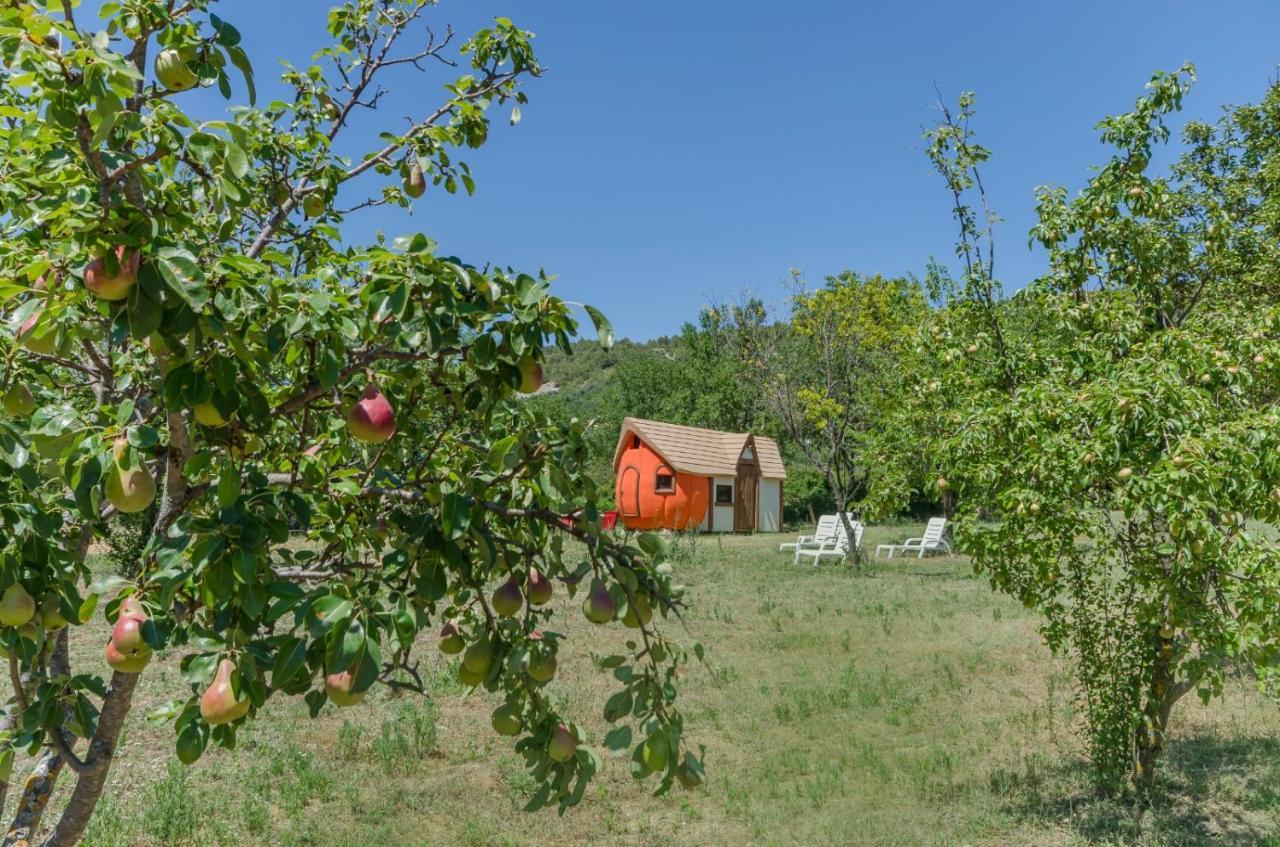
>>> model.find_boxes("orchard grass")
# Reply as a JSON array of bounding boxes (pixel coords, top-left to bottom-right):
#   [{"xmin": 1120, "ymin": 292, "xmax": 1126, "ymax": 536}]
[{"xmin": 19, "ymin": 529, "xmax": 1280, "ymax": 847}]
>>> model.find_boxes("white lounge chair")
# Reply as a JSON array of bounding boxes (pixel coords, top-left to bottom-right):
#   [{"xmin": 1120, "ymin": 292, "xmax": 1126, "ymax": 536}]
[
  {"xmin": 875, "ymin": 517, "xmax": 952, "ymax": 559},
  {"xmin": 779, "ymin": 514, "xmax": 838, "ymax": 552},
  {"xmin": 795, "ymin": 520, "xmax": 864, "ymax": 567}
]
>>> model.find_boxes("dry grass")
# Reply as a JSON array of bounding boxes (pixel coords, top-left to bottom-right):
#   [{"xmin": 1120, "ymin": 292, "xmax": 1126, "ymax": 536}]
[{"xmin": 10, "ymin": 528, "xmax": 1280, "ymax": 846}]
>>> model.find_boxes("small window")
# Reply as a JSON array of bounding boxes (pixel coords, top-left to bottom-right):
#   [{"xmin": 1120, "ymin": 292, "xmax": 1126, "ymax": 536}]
[
  {"xmin": 631, "ymin": 435, "xmax": 641, "ymax": 449},
  {"xmin": 715, "ymin": 483, "xmax": 733, "ymax": 505},
  {"xmin": 655, "ymin": 473, "xmax": 675, "ymax": 493}
]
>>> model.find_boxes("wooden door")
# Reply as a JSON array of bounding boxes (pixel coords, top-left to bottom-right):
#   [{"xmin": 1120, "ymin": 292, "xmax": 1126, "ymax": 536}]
[
  {"xmin": 619, "ymin": 467, "xmax": 640, "ymax": 516},
  {"xmin": 734, "ymin": 464, "xmax": 758, "ymax": 531}
]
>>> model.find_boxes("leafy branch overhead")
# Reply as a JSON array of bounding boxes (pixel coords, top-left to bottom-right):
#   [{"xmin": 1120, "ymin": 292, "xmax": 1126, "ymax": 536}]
[{"xmin": 0, "ymin": 2, "xmax": 700, "ymax": 845}]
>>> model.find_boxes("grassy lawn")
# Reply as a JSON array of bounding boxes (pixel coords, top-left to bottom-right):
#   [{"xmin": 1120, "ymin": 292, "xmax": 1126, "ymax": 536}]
[{"xmin": 19, "ymin": 528, "xmax": 1280, "ymax": 846}]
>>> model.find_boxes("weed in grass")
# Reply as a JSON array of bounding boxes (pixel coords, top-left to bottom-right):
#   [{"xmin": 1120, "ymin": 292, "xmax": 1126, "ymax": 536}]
[{"xmin": 142, "ymin": 763, "xmax": 201, "ymax": 845}]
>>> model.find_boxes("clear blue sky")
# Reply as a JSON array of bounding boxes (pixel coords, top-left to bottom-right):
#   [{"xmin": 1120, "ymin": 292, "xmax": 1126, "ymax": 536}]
[{"xmin": 134, "ymin": 2, "xmax": 1280, "ymax": 340}]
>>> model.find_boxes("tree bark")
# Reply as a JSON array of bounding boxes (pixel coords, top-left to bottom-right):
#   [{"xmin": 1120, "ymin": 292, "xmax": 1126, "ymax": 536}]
[
  {"xmin": 39, "ymin": 672, "xmax": 140, "ymax": 847},
  {"xmin": 1133, "ymin": 632, "xmax": 1196, "ymax": 788}
]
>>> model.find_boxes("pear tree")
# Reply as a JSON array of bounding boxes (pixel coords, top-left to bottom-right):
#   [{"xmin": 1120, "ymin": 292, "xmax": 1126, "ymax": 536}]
[
  {"xmin": 921, "ymin": 69, "xmax": 1280, "ymax": 789},
  {"xmin": 0, "ymin": 2, "xmax": 702, "ymax": 844}
]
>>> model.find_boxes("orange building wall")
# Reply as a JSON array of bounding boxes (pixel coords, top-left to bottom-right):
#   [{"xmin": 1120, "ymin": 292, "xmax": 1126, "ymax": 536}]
[{"xmin": 615, "ymin": 441, "xmax": 709, "ymax": 531}]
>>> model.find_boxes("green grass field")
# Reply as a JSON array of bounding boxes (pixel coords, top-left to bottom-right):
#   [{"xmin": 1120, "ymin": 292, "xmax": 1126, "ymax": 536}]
[{"xmin": 24, "ymin": 529, "xmax": 1280, "ymax": 846}]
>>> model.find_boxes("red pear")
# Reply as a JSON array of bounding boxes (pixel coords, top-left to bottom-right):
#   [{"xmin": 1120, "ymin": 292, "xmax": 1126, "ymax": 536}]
[
  {"xmin": 525, "ymin": 569, "xmax": 552, "ymax": 606},
  {"xmin": 83, "ymin": 246, "xmax": 140, "ymax": 301},
  {"xmin": 325, "ymin": 669, "xmax": 365, "ymax": 707},
  {"xmin": 105, "ymin": 639, "xmax": 151, "ymax": 673},
  {"xmin": 547, "ymin": 723, "xmax": 576, "ymax": 762},
  {"xmin": 347, "ymin": 384, "xmax": 395, "ymax": 443},
  {"xmin": 200, "ymin": 658, "xmax": 250, "ymax": 725},
  {"xmin": 491, "ymin": 576, "xmax": 523, "ymax": 618},
  {"xmin": 17, "ymin": 311, "xmax": 56, "ymax": 355}
]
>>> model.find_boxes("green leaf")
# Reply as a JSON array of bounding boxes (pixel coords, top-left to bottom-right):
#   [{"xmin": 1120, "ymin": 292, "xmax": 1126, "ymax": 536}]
[
  {"xmin": 271, "ymin": 637, "xmax": 308, "ymax": 689},
  {"xmin": 155, "ymin": 248, "xmax": 210, "ymax": 311},
  {"xmin": 583, "ymin": 305, "xmax": 614, "ymax": 350}
]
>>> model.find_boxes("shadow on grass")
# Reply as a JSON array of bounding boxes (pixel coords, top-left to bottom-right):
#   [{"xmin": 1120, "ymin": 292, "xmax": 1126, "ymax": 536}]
[{"xmin": 995, "ymin": 734, "xmax": 1280, "ymax": 846}]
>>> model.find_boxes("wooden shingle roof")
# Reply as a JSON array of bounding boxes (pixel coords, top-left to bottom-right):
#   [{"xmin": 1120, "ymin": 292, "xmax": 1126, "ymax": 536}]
[{"xmin": 613, "ymin": 417, "xmax": 786, "ymax": 479}]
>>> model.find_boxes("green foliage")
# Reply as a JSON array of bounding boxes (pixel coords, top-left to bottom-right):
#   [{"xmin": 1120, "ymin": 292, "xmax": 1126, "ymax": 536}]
[
  {"xmin": 0, "ymin": 2, "xmax": 700, "ymax": 839},
  {"xmin": 918, "ymin": 67, "xmax": 1280, "ymax": 790}
]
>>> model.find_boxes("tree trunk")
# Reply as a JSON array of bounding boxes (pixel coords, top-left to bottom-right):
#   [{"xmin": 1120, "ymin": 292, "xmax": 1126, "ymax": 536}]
[
  {"xmin": 1133, "ymin": 631, "xmax": 1195, "ymax": 789},
  {"xmin": 39, "ymin": 672, "xmax": 140, "ymax": 847}
]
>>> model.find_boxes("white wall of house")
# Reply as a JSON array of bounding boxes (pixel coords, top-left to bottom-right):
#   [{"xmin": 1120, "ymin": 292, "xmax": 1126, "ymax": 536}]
[
  {"xmin": 757, "ymin": 479, "xmax": 781, "ymax": 532},
  {"xmin": 710, "ymin": 476, "xmax": 735, "ymax": 532}
]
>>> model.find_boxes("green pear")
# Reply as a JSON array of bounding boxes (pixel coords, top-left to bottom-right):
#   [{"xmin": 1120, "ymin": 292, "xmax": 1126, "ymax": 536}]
[
  {"xmin": 527, "ymin": 652, "xmax": 556, "ymax": 684},
  {"xmin": 39, "ymin": 595, "xmax": 68, "ymax": 631},
  {"xmin": 105, "ymin": 461, "xmax": 156, "ymax": 514},
  {"xmin": 403, "ymin": 162, "xmax": 426, "ymax": 199},
  {"xmin": 458, "ymin": 663, "xmax": 486, "ymax": 687},
  {"xmin": 0, "ymin": 584, "xmax": 35, "ymax": 627},
  {"xmin": 302, "ymin": 193, "xmax": 325, "ymax": 219},
  {"xmin": 193, "ymin": 402, "xmax": 229, "ymax": 428},
  {"xmin": 438, "ymin": 620, "xmax": 464, "ymax": 655},
  {"xmin": 621, "ymin": 593, "xmax": 652, "ymax": 629},
  {"xmin": 491, "ymin": 704, "xmax": 522, "ymax": 737},
  {"xmin": 491, "ymin": 576, "xmax": 523, "ymax": 618},
  {"xmin": 582, "ymin": 579, "xmax": 616, "ymax": 624},
  {"xmin": 641, "ymin": 735, "xmax": 669, "ymax": 772},
  {"xmin": 517, "ymin": 355, "xmax": 543, "ymax": 394},
  {"xmin": 154, "ymin": 48, "xmax": 199, "ymax": 91},
  {"xmin": 462, "ymin": 638, "xmax": 494, "ymax": 675}
]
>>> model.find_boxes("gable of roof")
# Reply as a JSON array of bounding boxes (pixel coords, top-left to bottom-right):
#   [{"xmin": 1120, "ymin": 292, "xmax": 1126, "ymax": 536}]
[{"xmin": 613, "ymin": 417, "xmax": 786, "ymax": 479}]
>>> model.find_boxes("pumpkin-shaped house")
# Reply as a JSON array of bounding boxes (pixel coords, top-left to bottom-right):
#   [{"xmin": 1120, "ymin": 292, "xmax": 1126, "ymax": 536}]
[{"xmin": 612, "ymin": 417, "xmax": 786, "ymax": 532}]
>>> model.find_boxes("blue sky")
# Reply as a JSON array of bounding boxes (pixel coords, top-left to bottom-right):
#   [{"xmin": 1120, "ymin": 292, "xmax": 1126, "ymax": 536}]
[{"xmin": 121, "ymin": 2, "xmax": 1280, "ymax": 340}]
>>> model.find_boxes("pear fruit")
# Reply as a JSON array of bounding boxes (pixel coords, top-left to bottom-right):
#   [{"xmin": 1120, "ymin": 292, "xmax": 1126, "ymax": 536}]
[
  {"xmin": 403, "ymin": 162, "xmax": 426, "ymax": 199},
  {"xmin": 458, "ymin": 663, "xmax": 486, "ymax": 687},
  {"xmin": 527, "ymin": 652, "xmax": 556, "ymax": 684},
  {"xmin": 105, "ymin": 638, "xmax": 151, "ymax": 674},
  {"xmin": 491, "ymin": 576, "xmax": 523, "ymax": 618},
  {"xmin": 201, "ymin": 659, "xmax": 251, "ymax": 725},
  {"xmin": 193, "ymin": 402, "xmax": 229, "ymax": 428},
  {"xmin": 525, "ymin": 569, "xmax": 552, "ymax": 606},
  {"xmin": 17, "ymin": 312, "xmax": 56, "ymax": 355},
  {"xmin": 621, "ymin": 593, "xmax": 652, "ymax": 629},
  {"xmin": 582, "ymin": 579, "xmax": 616, "ymax": 624},
  {"xmin": 106, "ymin": 596, "xmax": 151, "ymax": 673},
  {"xmin": 111, "ymin": 615, "xmax": 147, "ymax": 654},
  {"xmin": 118, "ymin": 597, "xmax": 147, "ymax": 622},
  {"xmin": 39, "ymin": 595, "xmax": 68, "ymax": 632},
  {"xmin": 302, "ymin": 193, "xmax": 325, "ymax": 219},
  {"xmin": 325, "ymin": 669, "xmax": 365, "ymax": 707},
  {"xmin": 438, "ymin": 621, "xmax": 464, "ymax": 655},
  {"xmin": 462, "ymin": 638, "xmax": 494, "ymax": 675},
  {"xmin": 83, "ymin": 246, "xmax": 140, "ymax": 301},
  {"xmin": 154, "ymin": 48, "xmax": 198, "ymax": 91},
  {"xmin": 3, "ymin": 384, "xmax": 35, "ymax": 417},
  {"xmin": 347, "ymin": 384, "xmax": 396, "ymax": 443},
  {"xmin": 0, "ymin": 584, "xmax": 35, "ymax": 627},
  {"xmin": 641, "ymin": 735, "xmax": 669, "ymax": 772},
  {"xmin": 491, "ymin": 704, "xmax": 522, "ymax": 736},
  {"xmin": 105, "ymin": 441, "xmax": 156, "ymax": 514},
  {"xmin": 547, "ymin": 723, "xmax": 576, "ymax": 762},
  {"xmin": 517, "ymin": 356, "xmax": 543, "ymax": 394}
]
